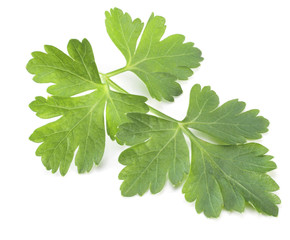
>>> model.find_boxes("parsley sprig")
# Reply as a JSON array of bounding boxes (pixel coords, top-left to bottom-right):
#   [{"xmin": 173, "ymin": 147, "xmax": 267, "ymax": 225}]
[{"xmin": 27, "ymin": 8, "xmax": 279, "ymax": 217}]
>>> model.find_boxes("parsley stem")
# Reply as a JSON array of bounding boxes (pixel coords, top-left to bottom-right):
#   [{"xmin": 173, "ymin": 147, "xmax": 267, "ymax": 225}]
[
  {"xmin": 179, "ymin": 124, "xmax": 198, "ymax": 143},
  {"xmin": 102, "ymin": 75, "xmax": 178, "ymax": 122},
  {"xmin": 103, "ymin": 75, "xmax": 127, "ymax": 93},
  {"xmin": 105, "ymin": 66, "xmax": 128, "ymax": 77},
  {"xmin": 147, "ymin": 106, "xmax": 178, "ymax": 122}
]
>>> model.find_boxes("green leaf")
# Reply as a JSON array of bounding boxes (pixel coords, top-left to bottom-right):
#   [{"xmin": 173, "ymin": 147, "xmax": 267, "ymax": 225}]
[
  {"xmin": 117, "ymin": 113, "xmax": 189, "ymax": 196},
  {"xmin": 183, "ymin": 84, "xmax": 269, "ymax": 144},
  {"xmin": 28, "ymin": 39, "xmax": 149, "ymax": 175},
  {"xmin": 27, "ymin": 9, "xmax": 279, "ymax": 218},
  {"xmin": 117, "ymin": 84, "xmax": 279, "ymax": 217},
  {"xmin": 106, "ymin": 91, "xmax": 148, "ymax": 141},
  {"xmin": 105, "ymin": 8, "xmax": 203, "ymax": 101},
  {"xmin": 105, "ymin": 8, "xmax": 143, "ymax": 63},
  {"xmin": 27, "ymin": 39, "xmax": 101, "ymax": 97},
  {"xmin": 29, "ymin": 86, "xmax": 107, "ymax": 175},
  {"xmin": 182, "ymin": 138, "xmax": 279, "ymax": 217}
]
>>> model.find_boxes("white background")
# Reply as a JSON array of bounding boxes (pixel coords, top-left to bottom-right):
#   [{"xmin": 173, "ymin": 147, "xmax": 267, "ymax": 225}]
[{"xmin": 0, "ymin": 0, "xmax": 289, "ymax": 239}]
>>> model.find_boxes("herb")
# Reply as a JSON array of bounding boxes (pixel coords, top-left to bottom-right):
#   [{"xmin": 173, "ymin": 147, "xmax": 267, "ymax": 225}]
[
  {"xmin": 28, "ymin": 39, "xmax": 148, "ymax": 175},
  {"xmin": 117, "ymin": 85, "xmax": 279, "ymax": 217},
  {"xmin": 27, "ymin": 7, "xmax": 279, "ymax": 217},
  {"xmin": 105, "ymin": 8, "xmax": 203, "ymax": 101}
]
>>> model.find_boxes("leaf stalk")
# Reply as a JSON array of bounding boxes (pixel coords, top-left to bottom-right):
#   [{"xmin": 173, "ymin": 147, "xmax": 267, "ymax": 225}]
[
  {"xmin": 101, "ymin": 73, "xmax": 179, "ymax": 123},
  {"xmin": 105, "ymin": 66, "xmax": 128, "ymax": 77}
]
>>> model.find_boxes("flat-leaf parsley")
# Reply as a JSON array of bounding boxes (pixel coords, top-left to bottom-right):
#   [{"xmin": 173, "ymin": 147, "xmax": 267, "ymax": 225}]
[{"xmin": 27, "ymin": 8, "xmax": 279, "ymax": 217}]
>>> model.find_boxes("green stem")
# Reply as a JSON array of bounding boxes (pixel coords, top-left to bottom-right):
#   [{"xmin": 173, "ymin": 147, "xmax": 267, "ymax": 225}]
[
  {"xmin": 105, "ymin": 66, "xmax": 128, "ymax": 77},
  {"xmin": 148, "ymin": 106, "xmax": 177, "ymax": 122},
  {"xmin": 179, "ymin": 124, "xmax": 197, "ymax": 143},
  {"xmin": 102, "ymin": 75, "xmax": 178, "ymax": 122},
  {"xmin": 102, "ymin": 73, "xmax": 198, "ymax": 141},
  {"xmin": 105, "ymin": 76, "xmax": 128, "ymax": 93}
]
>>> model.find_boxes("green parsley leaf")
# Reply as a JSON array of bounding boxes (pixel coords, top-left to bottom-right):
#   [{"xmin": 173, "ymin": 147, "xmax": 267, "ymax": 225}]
[
  {"xmin": 29, "ymin": 87, "xmax": 107, "ymax": 175},
  {"xmin": 27, "ymin": 39, "xmax": 101, "ymax": 97},
  {"xmin": 117, "ymin": 113, "xmax": 189, "ymax": 196},
  {"xmin": 28, "ymin": 39, "xmax": 148, "ymax": 175},
  {"xmin": 182, "ymin": 84, "xmax": 269, "ymax": 144},
  {"xmin": 105, "ymin": 8, "xmax": 143, "ymax": 64},
  {"xmin": 117, "ymin": 84, "xmax": 279, "ymax": 217},
  {"xmin": 105, "ymin": 8, "xmax": 203, "ymax": 101},
  {"xmin": 106, "ymin": 90, "xmax": 148, "ymax": 141},
  {"xmin": 27, "ymin": 9, "xmax": 279, "ymax": 218},
  {"xmin": 182, "ymin": 139, "xmax": 279, "ymax": 217}
]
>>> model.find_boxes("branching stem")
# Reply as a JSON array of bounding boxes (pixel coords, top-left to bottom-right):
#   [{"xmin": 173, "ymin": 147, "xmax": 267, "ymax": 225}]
[
  {"xmin": 105, "ymin": 66, "xmax": 128, "ymax": 77},
  {"xmin": 101, "ymin": 71, "xmax": 195, "ymax": 138}
]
